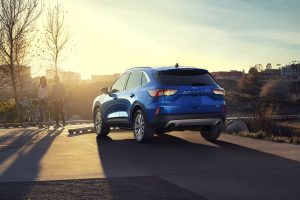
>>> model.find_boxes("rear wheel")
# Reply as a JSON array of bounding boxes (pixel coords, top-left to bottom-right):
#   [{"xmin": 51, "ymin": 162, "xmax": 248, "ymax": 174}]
[
  {"xmin": 38, "ymin": 110, "xmax": 51, "ymax": 129},
  {"xmin": 94, "ymin": 107, "xmax": 110, "ymax": 137},
  {"xmin": 20, "ymin": 108, "xmax": 32, "ymax": 128},
  {"xmin": 45, "ymin": 109, "xmax": 52, "ymax": 128},
  {"xmin": 200, "ymin": 125, "xmax": 222, "ymax": 142},
  {"xmin": 133, "ymin": 110, "xmax": 154, "ymax": 143}
]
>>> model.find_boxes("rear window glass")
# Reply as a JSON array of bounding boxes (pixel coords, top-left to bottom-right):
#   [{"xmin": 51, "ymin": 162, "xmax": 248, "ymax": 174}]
[{"xmin": 155, "ymin": 69, "xmax": 216, "ymax": 86}]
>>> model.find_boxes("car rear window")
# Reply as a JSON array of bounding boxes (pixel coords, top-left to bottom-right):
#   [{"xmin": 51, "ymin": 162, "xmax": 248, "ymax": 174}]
[{"xmin": 155, "ymin": 69, "xmax": 216, "ymax": 86}]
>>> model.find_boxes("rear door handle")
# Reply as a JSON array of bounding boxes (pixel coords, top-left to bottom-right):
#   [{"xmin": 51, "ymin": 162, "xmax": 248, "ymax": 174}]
[{"xmin": 130, "ymin": 94, "xmax": 135, "ymax": 98}]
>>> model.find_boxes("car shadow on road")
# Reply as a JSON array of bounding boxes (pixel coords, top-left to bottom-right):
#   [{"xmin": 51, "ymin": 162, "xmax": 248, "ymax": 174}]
[{"xmin": 95, "ymin": 133, "xmax": 300, "ymax": 200}]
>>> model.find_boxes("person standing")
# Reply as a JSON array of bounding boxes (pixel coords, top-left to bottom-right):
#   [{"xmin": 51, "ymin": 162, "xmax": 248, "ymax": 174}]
[
  {"xmin": 52, "ymin": 76, "xmax": 67, "ymax": 127},
  {"xmin": 38, "ymin": 76, "xmax": 49, "ymax": 128}
]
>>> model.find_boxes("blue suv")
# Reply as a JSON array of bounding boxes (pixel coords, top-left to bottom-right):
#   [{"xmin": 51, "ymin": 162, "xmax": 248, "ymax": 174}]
[{"xmin": 93, "ymin": 66, "xmax": 226, "ymax": 143}]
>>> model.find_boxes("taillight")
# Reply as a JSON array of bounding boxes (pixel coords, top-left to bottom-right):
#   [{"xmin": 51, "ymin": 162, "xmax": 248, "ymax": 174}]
[
  {"xmin": 154, "ymin": 107, "xmax": 160, "ymax": 115},
  {"xmin": 148, "ymin": 89, "xmax": 177, "ymax": 97},
  {"xmin": 212, "ymin": 88, "xmax": 225, "ymax": 96}
]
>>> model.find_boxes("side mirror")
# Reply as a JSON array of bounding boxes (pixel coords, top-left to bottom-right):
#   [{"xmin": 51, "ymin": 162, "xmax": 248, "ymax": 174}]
[{"xmin": 100, "ymin": 87, "xmax": 109, "ymax": 94}]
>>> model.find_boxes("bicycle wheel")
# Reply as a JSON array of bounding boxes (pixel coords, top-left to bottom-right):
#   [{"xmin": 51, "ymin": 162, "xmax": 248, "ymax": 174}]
[
  {"xmin": 45, "ymin": 109, "xmax": 52, "ymax": 128},
  {"xmin": 38, "ymin": 112, "xmax": 47, "ymax": 129},
  {"xmin": 20, "ymin": 108, "xmax": 32, "ymax": 128}
]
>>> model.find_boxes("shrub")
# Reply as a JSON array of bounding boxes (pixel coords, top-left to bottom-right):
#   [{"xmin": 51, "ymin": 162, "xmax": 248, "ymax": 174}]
[
  {"xmin": 238, "ymin": 66, "xmax": 263, "ymax": 95},
  {"xmin": 260, "ymin": 80, "xmax": 291, "ymax": 102},
  {"xmin": 0, "ymin": 101, "xmax": 16, "ymax": 123}
]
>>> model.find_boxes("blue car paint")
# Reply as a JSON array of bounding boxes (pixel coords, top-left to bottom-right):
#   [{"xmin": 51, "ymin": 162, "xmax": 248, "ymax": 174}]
[{"xmin": 92, "ymin": 67, "xmax": 226, "ymax": 128}]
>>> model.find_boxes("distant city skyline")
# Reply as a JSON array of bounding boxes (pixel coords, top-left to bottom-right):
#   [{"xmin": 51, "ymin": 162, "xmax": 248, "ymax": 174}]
[{"xmin": 33, "ymin": 0, "xmax": 300, "ymax": 79}]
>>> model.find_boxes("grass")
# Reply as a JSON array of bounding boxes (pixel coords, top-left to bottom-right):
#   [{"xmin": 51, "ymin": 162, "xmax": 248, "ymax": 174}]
[
  {"xmin": 229, "ymin": 119, "xmax": 300, "ymax": 144},
  {"xmin": 228, "ymin": 131, "xmax": 300, "ymax": 145}
]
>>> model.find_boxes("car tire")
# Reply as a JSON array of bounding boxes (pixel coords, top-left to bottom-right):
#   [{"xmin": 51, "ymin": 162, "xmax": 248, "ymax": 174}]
[
  {"xmin": 133, "ymin": 110, "xmax": 154, "ymax": 143},
  {"xmin": 94, "ymin": 107, "xmax": 110, "ymax": 137},
  {"xmin": 200, "ymin": 125, "xmax": 222, "ymax": 142}
]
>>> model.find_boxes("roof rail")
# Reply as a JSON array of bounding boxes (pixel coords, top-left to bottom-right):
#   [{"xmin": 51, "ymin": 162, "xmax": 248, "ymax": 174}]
[{"xmin": 126, "ymin": 67, "xmax": 152, "ymax": 71}]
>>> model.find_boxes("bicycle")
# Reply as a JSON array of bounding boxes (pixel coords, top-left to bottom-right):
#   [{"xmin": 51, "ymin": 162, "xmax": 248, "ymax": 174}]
[
  {"xmin": 20, "ymin": 98, "xmax": 39, "ymax": 128},
  {"xmin": 20, "ymin": 99, "xmax": 56, "ymax": 129},
  {"xmin": 40, "ymin": 100, "xmax": 56, "ymax": 128}
]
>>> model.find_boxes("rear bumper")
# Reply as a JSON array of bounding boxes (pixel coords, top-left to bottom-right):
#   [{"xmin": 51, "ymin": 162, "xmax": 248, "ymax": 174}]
[{"xmin": 150, "ymin": 113, "xmax": 226, "ymax": 130}]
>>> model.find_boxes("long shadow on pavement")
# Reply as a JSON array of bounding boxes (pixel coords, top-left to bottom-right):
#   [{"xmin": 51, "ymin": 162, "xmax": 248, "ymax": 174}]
[
  {"xmin": 96, "ymin": 133, "xmax": 300, "ymax": 200},
  {"xmin": 0, "ymin": 129, "xmax": 33, "ymax": 145},
  {"xmin": 1, "ymin": 131, "xmax": 299, "ymax": 200},
  {"xmin": 0, "ymin": 128, "xmax": 63, "ymax": 198},
  {"xmin": 0, "ymin": 129, "xmax": 41, "ymax": 166}
]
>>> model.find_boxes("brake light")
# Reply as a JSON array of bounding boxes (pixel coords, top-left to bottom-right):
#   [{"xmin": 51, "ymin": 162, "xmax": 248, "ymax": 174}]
[
  {"xmin": 154, "ymin": 107, "xmax": 160, "ymax": 115},
  {"xmin": 212, "ymin": 88, "xmax": 225, "ymax": 96},
  {"xmin": 148, "ymin": 89, "xmax": 177, "ymax": 97}
]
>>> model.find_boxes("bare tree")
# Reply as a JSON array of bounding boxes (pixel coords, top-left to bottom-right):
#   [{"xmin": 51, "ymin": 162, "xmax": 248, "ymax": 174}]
[
  {"xmin": 44, "ymin": 2, "xmax": 69, "ymax": 76},
  {"xmin": 0, "ymin": 0, "xmax": 41, "ymax": 109},
  {"xmin": 0, "ymin": 64, "xmax": 10, "ymax": 89},
  {"xmin": 14, "ymin": 31, "xmax": 33, "ymax": 95}
]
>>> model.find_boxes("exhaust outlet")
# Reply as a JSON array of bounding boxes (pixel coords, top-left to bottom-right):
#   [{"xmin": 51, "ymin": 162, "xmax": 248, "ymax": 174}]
[
  {"xmin": 168, "ymin": 123, "xmax": 176, "ymax": 130},
  {"xmin": 215, "ymin": 121, "xmax": 222, "ymax": 127}
]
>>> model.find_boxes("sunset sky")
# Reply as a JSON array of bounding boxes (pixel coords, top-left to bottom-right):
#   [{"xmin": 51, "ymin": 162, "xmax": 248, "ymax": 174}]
[{"xmin": 38, "ymin": 0, "xmax": 300, "ymax": 79}]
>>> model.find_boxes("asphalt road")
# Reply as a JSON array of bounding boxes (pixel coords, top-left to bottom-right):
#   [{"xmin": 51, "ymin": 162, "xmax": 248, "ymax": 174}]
[{"xmin": 0, "ymin": 125, "xmax": 300, "ymax": 200}]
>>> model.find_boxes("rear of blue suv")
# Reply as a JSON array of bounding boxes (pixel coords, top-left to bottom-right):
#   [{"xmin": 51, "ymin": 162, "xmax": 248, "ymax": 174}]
[{"xmin": 93, "ymin": 66, "xmax": 226, "ymax": 143}]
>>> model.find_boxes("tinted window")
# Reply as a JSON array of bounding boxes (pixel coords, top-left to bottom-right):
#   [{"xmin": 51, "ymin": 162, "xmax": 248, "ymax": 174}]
[
  {"xmin": 156, "ymin": 69, "xmax": 216, "ymax": 86},
  {"xmin": 142, "ymin": 73, "xmax": 148, "ymax": 85},
  {"xmin": 111, "ymin": 73, "xmax": 129, "ymax": 93},
  {"xmin": 126, "ymin": 71, "xmax": 142, "ymax": 90}
]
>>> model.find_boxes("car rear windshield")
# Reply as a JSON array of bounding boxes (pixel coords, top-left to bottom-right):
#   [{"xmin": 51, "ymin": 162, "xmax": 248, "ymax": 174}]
[{"xmin": 155, "ymin": 69, "xmax": 216, "ymax": 86}]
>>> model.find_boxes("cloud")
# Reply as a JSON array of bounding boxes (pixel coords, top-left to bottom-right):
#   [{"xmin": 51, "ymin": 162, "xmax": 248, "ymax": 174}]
[{"xmin": 38, "ymin": 0, "xmax": 300, "ymax": 77}]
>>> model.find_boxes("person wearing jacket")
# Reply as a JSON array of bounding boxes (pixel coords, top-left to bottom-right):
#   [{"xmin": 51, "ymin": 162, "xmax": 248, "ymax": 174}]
[{"xmin": 52, "ymin": 76, "xmax": 67, "ymax": 127}]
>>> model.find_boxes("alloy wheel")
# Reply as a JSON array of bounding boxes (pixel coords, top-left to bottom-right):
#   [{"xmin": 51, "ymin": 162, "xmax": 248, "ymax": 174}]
[
  {"xmin": 95, "ymin": 110, "xmax": 102, "ymax": 134},
  {"xmin": 134, "ymin": 113, "xmax": 145, "ymax": 141}
]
